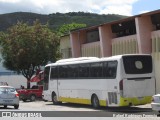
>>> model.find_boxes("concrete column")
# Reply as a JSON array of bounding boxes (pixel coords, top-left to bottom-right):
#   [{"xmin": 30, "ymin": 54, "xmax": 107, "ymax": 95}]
[
  {"xmin": 70, "ymin": 32, "xmax": 81, "ymax": 58},
  {"xmin": 79, "ymin": 30, "xmax": 87, "ymax": 44},
  {"xmin": 135, "ymin": 16, "xmax": 153, "ymax": 54},
  {"xmin": 99, "ymin": 25, "xmax": 113, "ymax": 57}
]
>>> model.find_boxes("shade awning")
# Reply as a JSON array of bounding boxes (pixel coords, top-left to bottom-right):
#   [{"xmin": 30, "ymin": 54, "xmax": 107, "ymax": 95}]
[{"xmin": 30, "ymin": 76, "xmax": 40, "ymax": 82}]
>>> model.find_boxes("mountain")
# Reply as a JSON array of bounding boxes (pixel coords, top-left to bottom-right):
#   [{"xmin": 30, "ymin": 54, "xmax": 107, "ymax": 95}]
[
  {"xmin": 0, "ymin": 12, "xmax": 48, "ymax": 31},
  {"xmin": 0, "ymin": 12, "xmax": 127, "ymax": 31}
]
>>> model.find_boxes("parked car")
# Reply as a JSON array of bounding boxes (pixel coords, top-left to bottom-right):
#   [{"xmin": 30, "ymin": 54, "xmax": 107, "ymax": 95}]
[
  {"xmin": 151, "ymin": 94, "xmax": 160, "ymax": 113},
  {"xmin": 0, "ymin": 86, "xmax": 19, "ymax": 109},
  {"xmin": 17, "ymin": 85, "xmax": 43, "ymax": 102}
]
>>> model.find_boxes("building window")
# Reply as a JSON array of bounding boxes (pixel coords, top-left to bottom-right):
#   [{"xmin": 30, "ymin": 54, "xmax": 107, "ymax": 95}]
[
  {"xmin": 111, "ymin": 20, "xmax": 136, "ymax": 38},
  {"xmin": 151, "ymin": 13, "xmax": 160, "ymax": 30},
  {"xmin": 61, "ymin": 48, "xmax": 72, "ymax": 59},
  {"xmin": 86, "ymin": 29, "xmax": 100, "ymax": 43}
]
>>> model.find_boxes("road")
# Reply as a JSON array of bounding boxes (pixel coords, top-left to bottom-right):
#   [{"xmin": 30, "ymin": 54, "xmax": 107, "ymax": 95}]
[{"xmin": 0, "ymin": 100, "xmax": 159, "ymax": 117}]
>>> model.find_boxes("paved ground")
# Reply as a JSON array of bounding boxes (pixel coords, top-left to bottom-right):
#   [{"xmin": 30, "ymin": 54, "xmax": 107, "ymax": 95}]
[
  {"xmin": 0, "ymin": 101, "xmax": 159, "ymax": 119},
  {"xmin": 18, "ymin": 101, "xmax": 155, "ymax": 111},
  {"xmin": 136, "ymin": 103, "xmax": 152, "ymax": 108}
]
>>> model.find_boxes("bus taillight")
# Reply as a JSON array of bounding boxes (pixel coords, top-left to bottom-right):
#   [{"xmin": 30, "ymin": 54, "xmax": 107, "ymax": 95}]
[
  {"xmin": 119, "ymin": 80, "xmax": 123, "ymax": 97},
  {"xmin": 119, "ymin": 80, "xmax": 123, "ymax": 90}
]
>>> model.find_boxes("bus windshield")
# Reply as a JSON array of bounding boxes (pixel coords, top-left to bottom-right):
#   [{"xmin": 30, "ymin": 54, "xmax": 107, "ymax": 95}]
[{"xmin": 122, "ymin": 55, "xmax": 152, "ymax": 74}]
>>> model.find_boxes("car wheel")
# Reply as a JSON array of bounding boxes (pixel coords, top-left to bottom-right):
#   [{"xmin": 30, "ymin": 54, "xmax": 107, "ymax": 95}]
[
  {"xmin": 91, "ymin": 95, "xmax": 100, "ymax": 109},
  {"xmin": 4, "ymin": 105, "xmax": 7, "ymax": 109},
  {"xmin": 14, "ymin": 105, "xmax": 19, "ymax": 109},
  {"xmin": 30, "ymin": 95, "xmax": 36, "ymax": 101}
]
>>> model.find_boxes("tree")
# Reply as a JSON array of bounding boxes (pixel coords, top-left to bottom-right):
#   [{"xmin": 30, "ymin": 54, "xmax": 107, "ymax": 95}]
[
  {"xmin": 57, "ymin": 22, "xmax": 86, "ymax": 36},
  {"xmin": 0, "ymin": 20, "xmax": 60, "ymax": 88}
]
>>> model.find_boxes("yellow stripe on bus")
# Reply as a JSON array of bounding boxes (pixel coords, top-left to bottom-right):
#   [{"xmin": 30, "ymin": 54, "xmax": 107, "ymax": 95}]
[
  {"xmin": 119, "ymin": 96, "xmax": 152, "ymax": 106},
  {"xmin": 59, "ymin": 97, "xmax": 107, "ymax": 106},
  {"xmin": 58, "ymin": 96, "xmax": 151, "ymax": 107}
]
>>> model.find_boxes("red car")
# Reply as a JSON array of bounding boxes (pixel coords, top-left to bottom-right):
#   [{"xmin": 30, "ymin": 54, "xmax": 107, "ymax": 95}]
[{"xmin": 17, "ymin": 85, "xmax": 43, "ymax": 102}]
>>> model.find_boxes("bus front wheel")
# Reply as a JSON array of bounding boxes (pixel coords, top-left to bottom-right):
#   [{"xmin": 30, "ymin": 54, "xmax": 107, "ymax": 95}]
[
  {"xmin": 52, "ymin": 92, "xmax": 60, "ymax": 105},
  {"xmin": 91, "ymin": 94, "xmax": 100, "ymax": 109}
]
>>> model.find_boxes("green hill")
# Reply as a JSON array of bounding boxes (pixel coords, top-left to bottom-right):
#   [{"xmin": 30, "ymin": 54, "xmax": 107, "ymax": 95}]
[{"xmin": 0, "ymin": 12, "xmax": 127, "ymax": 31}]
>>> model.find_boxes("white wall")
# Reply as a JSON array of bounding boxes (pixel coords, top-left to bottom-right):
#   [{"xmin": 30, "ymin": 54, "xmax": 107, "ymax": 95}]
[{"xmin": 0, "ymin": 75, "xmax": 27, "ymax": 89}]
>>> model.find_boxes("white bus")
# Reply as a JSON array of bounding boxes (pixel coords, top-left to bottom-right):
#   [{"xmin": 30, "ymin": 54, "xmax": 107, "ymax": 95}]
[{"xmin": 42, "ymin": 54, "xmax": 155, "ymax": 108}]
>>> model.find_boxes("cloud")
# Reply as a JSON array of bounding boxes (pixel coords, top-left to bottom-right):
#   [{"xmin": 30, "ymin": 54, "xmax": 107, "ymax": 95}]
[
  {"xmin": 139, "ymin": 10, "xmax": 150, "ymax": 14},
  {"xmin": 99, "ymin": 5, "xmax": 133, "ymax": 16},
  {"xmin": 0, "ymin": 0, "xmax": 20, "ymax": 3},
  {"xmin": 0, "ymin": 0, "xmax": 139, "ymax": 15}
]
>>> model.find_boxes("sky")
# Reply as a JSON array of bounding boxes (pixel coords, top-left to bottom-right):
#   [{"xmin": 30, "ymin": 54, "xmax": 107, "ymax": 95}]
[{"xmin": 0, "ymin": 0, "xmax": 159, "ymax": 16}]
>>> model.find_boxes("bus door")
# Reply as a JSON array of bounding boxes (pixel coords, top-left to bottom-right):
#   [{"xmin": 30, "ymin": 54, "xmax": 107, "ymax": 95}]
[
  {"xmin": 57, "ymin": 65, "xmax": 69, "ymax": 99},
  {"xmin": 103, "ymin": 61, "xmax": 118, "ymax": 106},
  {"xmin": 43, "ymin": 66, "xmax": 51, "ymax": 101},
  {"xmin": 50, "ymin": 66, "xmax": 59, "ymax": 97}
]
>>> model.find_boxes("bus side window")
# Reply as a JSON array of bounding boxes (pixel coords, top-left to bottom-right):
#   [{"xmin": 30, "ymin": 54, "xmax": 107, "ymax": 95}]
[
  {"xmin": 90, "ymin": 62, "xmax": 103, "ymax": 78},
  {"xmin": 59, "ymin": 66, "xmax": 68, "ymax": 78},
  {"xmin": 103, "ymin": 61, "xmax": 117, "ymax": 79},
  {"xmin": 50, "ymin": 67, "xmax": 58, "ymax": 79},
  {"xmin": 103, "ymin": 62, "xmax": 108, "ymax": 78},
  {"xmin": 68, "ymin": 65, "xmax": 79, "ymax": 78},
  {"xmin": 79, "ymin": 64, "xmax": 89, "ymax": 78}
]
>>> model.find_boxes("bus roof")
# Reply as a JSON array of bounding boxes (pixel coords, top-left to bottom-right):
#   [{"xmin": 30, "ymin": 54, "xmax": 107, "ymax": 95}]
[
  {"xmin": 56, "ymin": 57, "xmax": 99, "ymax": 63},
  {"xmin": 45, "ymin": 57, "xmax": 99, "ymax": 67},
  {"xmin": 45, "ymin": 54, "xmax": 151, "ymax": 67},
  {"xmin": 101, "ymin": 54, "xmax": 151, "ymax": 60}
]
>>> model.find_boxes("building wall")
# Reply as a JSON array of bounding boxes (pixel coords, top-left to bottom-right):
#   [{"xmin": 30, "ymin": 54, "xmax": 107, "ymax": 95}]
[
  {"xmin": 135, "ymin": 16, "xmax": 153, "ymax": 54},
  {"xmin": 60, "ymin": 35, "xmax": 72, "ymax": 59},
  {"xmin": 151, "ymin": 30, "xmax": 160, "ymax": 93},
  {"xmin": 0, "ymin": 75, "xmax": 27, "ymax": 89},
  {"xmin": 99, "ymin": 25, "xmax": 112, "ymax": 57},
  {"xmin": 60, "ymin": 35, "xmax": 71, "ymax": 49},
  {"xmin": 70, "ymin": 32, "xmax": 81, "ymax": 58},
  {"xmin": 112, "ymin": 35, "xmax": 138, "ymax": 55},
  {"xmin": 81, "ymin": 41, "xmax": 101, "ymax": 57}
]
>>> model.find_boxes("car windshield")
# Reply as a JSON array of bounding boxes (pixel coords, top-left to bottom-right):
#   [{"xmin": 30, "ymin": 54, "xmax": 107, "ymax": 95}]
[{"xmin": 0, "ymin": 87, "xmax": 16, "ymax": 93}]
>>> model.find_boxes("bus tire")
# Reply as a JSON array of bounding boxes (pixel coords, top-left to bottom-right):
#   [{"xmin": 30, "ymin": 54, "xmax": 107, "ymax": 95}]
[
  {"xmin": 52, "ymin": 92, "xmax": 59, "ymax": 105},
  {"xmin": 91, "ymin": 94, "xmax": 100, "ymax": 109}
]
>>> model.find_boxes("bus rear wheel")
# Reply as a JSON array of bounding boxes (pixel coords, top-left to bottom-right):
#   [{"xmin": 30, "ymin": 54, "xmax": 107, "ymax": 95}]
[{"xmin": 91, "ymin": 95, "xmax": 100, "ymax": 109}]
